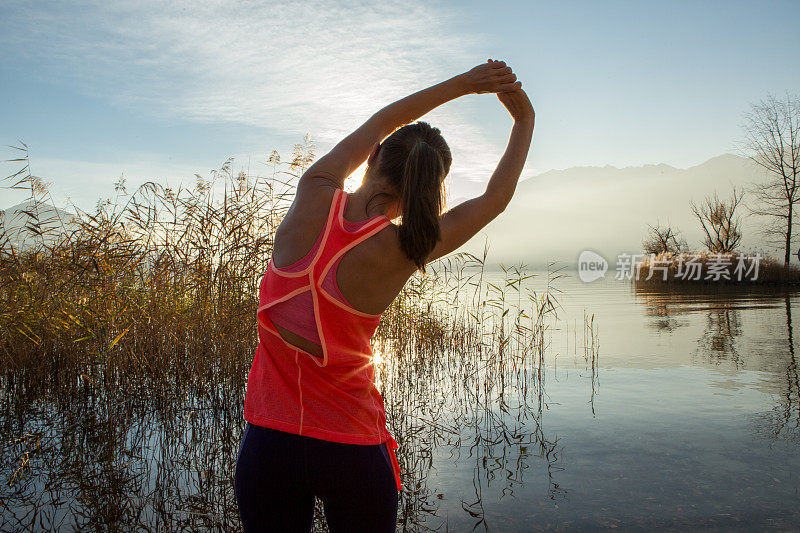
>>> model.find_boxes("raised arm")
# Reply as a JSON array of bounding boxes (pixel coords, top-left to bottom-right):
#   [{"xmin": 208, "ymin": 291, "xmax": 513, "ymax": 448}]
[
  {"xmin": 301, "ymin": 60, "xmax": 520, "ymax": 187},
  {"xmin": 428, "ymin": 89, "xmax": 535, "ymax": 262}
]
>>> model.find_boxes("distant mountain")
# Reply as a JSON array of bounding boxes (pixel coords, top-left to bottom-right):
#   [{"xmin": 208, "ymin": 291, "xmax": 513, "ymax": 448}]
[
  {"xmin": 459, "ymin": 154, "xmax": 775, "ymax": 267},
  {"xmin": 0, "ymin": 200, "xmax": 79, "ymax": 250},
  {"xmin": 1, "ymin": 155, "xmax": 779, "ymax": 265}
]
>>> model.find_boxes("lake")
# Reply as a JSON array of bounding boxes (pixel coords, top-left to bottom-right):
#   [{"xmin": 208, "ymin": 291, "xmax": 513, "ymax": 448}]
[
  {"xmin": 1, "ymin": 269, "xmax": 798, "ymax": 531},
  {"xmin": 407, "ymin": 272, "xmax": 800, "ymax": 531}
]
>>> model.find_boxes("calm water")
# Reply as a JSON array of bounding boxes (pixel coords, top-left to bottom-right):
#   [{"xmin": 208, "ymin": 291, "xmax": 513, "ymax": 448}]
[
  {"xmin": 419, "ymin": 273, "xmax": 800, "ymax": 531},
  {"xmin": 2, "ymin": 271, "xmax": 799, "ymax": 531}
]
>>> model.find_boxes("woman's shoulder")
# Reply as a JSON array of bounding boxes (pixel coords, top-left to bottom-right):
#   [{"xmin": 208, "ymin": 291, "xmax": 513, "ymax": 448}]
[
  {"xmin": 361, "ymin": 221, "xmax": 417, "ymax": 276},
  {"xmin": 280, "ymin": 179, "xmax": 340, "ymax": 232},
  {"xmin": 293, "ymin": 176, "xmax": 339, "ymax": 211},
  {"xmin": 273, "ymin": 180, "xmax": 340, "ymax": 263}
]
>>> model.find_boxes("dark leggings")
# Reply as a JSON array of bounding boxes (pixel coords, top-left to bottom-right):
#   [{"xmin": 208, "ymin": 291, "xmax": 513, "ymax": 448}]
[{"xmin": 235, "ymin": 423, "xmax": 399, "ymax": 533}]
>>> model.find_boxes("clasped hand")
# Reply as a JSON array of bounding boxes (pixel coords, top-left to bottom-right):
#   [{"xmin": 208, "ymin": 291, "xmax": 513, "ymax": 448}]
[{"xmin": 459, "ymin": 59, "xmax": 534, "ymax": 122}]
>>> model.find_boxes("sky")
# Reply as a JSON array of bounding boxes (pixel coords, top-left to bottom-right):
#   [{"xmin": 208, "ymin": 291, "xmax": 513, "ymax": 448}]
[{"xmin": 1, "ymin": 0, "xmax": 799, "ymax": 212}]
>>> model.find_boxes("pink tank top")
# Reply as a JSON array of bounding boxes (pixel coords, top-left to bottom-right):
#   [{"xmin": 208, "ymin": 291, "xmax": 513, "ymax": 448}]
[
  {"xmin": 265, "ymin": 193, "xmax": 383, "ymax": 342},
  {"xmin": 244, "ymin": 188, "xmax": 401, "ymax": 490}
]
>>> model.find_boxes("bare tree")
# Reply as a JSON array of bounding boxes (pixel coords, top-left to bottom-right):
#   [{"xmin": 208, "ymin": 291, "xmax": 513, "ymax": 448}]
[
  {"xmin": 642, "ymin": 223, "xmax": 687, "ymax": 254},
  {"xmin": 742, "ymin": 94, "xmax": 800, "ymax": 266},
  {"xmin": 691, "ymin": 187, "xmax": 744, "ymax": 253}
]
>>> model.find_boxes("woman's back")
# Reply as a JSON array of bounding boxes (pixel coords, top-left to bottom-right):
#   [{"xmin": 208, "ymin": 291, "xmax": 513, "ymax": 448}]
[
  {"xmin": 271, "ymin": 182, "xmax": 415, "ymax": 352},
  {"xmin": 248, "ymin": 188, "xmax": 398, "ymax": 445}
]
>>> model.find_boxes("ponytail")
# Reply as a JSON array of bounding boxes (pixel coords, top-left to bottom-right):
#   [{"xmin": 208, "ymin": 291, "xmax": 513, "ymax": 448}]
[
  {"xmin": 374, "ymin": 121, "xmax": 452, "ymax": 272},
  {"xmin": 398, "ymin": 142, "xmax": 445, "ymax": 271}
]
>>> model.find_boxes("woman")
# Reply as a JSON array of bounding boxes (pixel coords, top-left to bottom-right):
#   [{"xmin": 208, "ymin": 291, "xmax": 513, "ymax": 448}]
[{"xmin": 235, "ymin": 59, "xmax": 534, "ymax": 532}]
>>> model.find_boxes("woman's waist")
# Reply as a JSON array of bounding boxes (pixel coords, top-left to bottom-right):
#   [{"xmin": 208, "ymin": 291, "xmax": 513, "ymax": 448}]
[
  {"xmin": 258, "ymin": 330, "xmax": 377, "ymax": 369},
  {"xmin": 244, "ymin": 393, "xmax": 390, "ymax": 445},
  {"xmin": 243, "ymin": 415, "xmax": 392, "ymax": 446}
]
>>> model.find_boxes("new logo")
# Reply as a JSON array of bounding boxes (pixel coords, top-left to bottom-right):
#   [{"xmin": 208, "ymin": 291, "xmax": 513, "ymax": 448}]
[{"xmin": 578, "ymin": 250, "xmax": 608, "ymax": 283}]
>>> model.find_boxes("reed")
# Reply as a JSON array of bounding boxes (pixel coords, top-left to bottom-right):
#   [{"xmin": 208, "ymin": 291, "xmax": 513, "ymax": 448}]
[{"xmin": 1, "ymin": 142, "xmax": 588, "ymax": 531}]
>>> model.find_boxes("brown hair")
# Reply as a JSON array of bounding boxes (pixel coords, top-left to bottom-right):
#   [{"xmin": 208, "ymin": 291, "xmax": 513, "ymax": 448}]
[{"xmin": 373, "ymin": 121, "xmax": 451, "ymax": 271}]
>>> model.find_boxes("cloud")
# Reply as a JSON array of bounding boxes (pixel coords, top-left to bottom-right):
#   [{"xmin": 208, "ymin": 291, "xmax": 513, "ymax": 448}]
[{"xmin": 3, "ymin": 0, "xmax": 515, "ymax": 195}]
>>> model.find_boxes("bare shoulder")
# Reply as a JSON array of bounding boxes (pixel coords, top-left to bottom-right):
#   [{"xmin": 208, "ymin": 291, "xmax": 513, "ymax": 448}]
[
  {"xmin": 363, "ymin": 222, "xmax": 417, "ymax": 280},
  {"xmin": 292, "ymin": 175, "xmax": 339, "ymax": 215},
  {"xmin": 279, "ymin": 177, "xmax": 339, "ymax": 234},
  {"xmin": 274, "ymin": 177, "xmax": 339, "ymax": 266}
]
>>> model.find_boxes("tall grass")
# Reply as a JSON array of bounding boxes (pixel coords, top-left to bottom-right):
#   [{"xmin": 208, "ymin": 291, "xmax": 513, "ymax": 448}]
[{"xmin": 0, "ymin": 142, "xmax": 580, "ymax": 531}]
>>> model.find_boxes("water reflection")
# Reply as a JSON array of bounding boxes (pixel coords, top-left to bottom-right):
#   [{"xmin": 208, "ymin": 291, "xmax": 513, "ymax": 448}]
[
  {"xmin": 633, "ymin": 284, "xmax": 800, "ymax": 442},
  {"xmin": 4, "ymin": 275, "xmax": 800, "ymax": 531},
  {"xmin": 765, "ymin": 293, "xmax": 800, "ymax": 441},
  {"xmin": 698, "ymin": 303, "xmax": 743, "ymax": 365},
  {"xmin": 1, "ymin": 268, "xmax": 585, "ymax": 532},
  {"xmin": 1, "ymin": 372, "xmax": 245, "ymax": 530}
]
